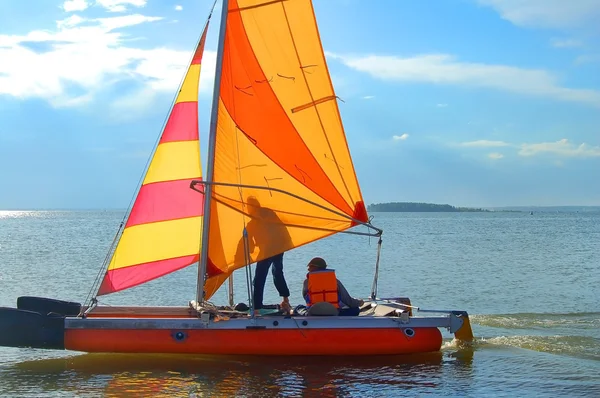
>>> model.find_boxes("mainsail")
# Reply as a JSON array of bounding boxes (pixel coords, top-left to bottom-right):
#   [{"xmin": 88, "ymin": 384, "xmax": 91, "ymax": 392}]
[
  {"xmin": 97, "ymin": 22, "xmax": 211, "ymax": 296},
  {"xmin": 201, "ymin": 0, "xmax": 369, "ymax": 299}
]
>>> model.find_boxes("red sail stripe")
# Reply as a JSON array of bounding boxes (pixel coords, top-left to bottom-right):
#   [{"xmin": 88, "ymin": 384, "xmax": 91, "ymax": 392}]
[
  {"xmin": 191, "ymin": 24, "xmax": 209, "ymax": 65},
  {"xmin": 159, "ymin": 102, "xmax": 199, "ymax": 144},
  {"xmin": 125, "ymin": 178, "xmax": 204, "ymax": 228},
  {"xmin": 98, "ymin": 253, "xmax": 224, "ymax": 296},
  {"xmin": 97, "ymin": 255, "xmax": 198, "ymax": 295}
]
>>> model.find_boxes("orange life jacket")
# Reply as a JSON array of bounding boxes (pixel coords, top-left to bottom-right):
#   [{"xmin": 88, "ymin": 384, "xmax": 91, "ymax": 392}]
[{"xmin": 305, "ymin": 269, "xmax": 339, "ymax": 309}]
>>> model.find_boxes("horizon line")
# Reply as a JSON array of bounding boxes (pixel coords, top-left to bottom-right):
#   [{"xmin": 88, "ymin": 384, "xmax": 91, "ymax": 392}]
[{"xmin": 2, "ymin": 204, "xmax": 600, "ymax": 212}]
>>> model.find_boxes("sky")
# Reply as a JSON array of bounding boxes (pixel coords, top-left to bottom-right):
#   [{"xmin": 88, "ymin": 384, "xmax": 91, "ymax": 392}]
[{"xmin": 1, "ymin": 0, "xmax": 599, "ymax": 209}]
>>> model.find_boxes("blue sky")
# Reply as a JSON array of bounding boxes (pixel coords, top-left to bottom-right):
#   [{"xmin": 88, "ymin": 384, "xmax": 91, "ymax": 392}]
[{"xmin": 1, "ymin": 0, "xmax": 599, "ymax": 209}]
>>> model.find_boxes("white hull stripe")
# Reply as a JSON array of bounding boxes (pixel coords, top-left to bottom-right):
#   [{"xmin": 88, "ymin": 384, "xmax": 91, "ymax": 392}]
[{"xmin": 65, "ymin": 315, "xmax": 464, "ymax": 332}]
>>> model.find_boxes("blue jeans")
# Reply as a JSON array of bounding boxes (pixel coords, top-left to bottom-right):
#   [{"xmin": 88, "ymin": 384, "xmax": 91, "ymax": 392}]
[{"xmin": 253, "ymin": 253, "xmax": 290, "ymax": 310}]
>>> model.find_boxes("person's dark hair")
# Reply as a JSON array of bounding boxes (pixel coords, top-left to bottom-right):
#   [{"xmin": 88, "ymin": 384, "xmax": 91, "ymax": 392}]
[{"xmin": 308, "ymin": 257, "xmax": 327, "ymax": 269}]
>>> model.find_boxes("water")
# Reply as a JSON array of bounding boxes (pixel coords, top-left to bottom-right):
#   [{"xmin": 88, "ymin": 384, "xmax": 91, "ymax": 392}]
[{"xmin": 1, "ymin": 210, "xmax": 599, "ymax": 397}]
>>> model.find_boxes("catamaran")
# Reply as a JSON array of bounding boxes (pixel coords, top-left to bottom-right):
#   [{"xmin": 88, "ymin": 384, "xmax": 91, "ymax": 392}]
[{"xmin": 0, "ymin": 0, "xmax": 473, "ymax": 356}]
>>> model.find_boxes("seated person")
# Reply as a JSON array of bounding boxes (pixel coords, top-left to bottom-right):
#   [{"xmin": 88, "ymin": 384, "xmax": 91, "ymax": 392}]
[{"xmin": 294, "ymin": 257, "xmax": 364, "ymax": 316}]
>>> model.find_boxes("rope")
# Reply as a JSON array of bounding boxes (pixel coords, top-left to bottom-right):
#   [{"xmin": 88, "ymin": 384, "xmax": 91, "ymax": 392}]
[
  {"xmin": 81, "ymin": 221, "xmax": 124, "ymax": 311},
  {"xmin": 370, "ymin": 237, "xmax": 383, "ymax": 300},
  {"xmin": 228, "ymin": 271, "xmax": 235, "ymax": 307},
  {"xmin": 242, "ymin": 227, "xmax": 255, "ymax": 317},
  {"xmin": 291, "ymin": 317, "xmax": 307, "ymax": 338}
]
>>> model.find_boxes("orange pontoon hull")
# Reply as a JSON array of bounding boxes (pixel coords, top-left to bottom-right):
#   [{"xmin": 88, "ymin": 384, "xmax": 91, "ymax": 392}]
[
  {"xmin": 65, "ymin": 326, "xmax": 442, "ymax": 356},
  {"xmin": 1, "ymin": 300, "xmax": 471, "ymax": 355}
]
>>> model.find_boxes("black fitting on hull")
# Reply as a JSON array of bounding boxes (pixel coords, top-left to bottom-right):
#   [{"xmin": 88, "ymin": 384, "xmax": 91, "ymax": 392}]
[{"xmin": 17, "ymin": 296, "xmax": 82, "ymax": 317}]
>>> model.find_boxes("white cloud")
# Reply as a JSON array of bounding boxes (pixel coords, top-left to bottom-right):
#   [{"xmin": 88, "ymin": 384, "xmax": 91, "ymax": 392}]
[
  {"xmin": 437, "ymin": 103, "xmax": 448, "ymax": 107},
  {"xmin": 63, "ymin": 0, "xmax": 89, "ymax": 12},
  {"xmin": 175, "ymin": 5, "xmax": 183, "ymax": 11},
  {"xmin": 393, "ymin": 133, "xmax": 409, "ymax": 141},
  {"xmin": 0, "ymin": 14, "xmax": 216, "ymax": 109},
  {"xmin": 96, "ymin": 0, "xmax": 147, "ymax": 13},
  {"xmin": 56, "ymin": 15, "xmax": 86, "ymax": 29},
  {"xmin": 53, "ymin": 93, "xmax": 95, "ymax": 108},
  {"xmin": 477, "ymin": 0, "xmax": 600, "ymax": 30},
  {"xmin": 459, "ymin": 138, "xmax": 600, "ymax": 159},
  {"xmin": 97, "ymin": 14, "xmax": 162, "ymax": 30},
  {"xmin": 362, "ymin": 95, "xmax": 375, "ymax": 99},
  {"xmin": 575, "ymin": 54, "xmax": 600, "ymax": 65},
  {"xmin": 551, "ymin": 38, "xmax": 582, "ymax": 48},
  {"xmin": 460, "ymin": 140, "xmax": 510, "ymax": 147},
  {"xmin": 108, "ymin": 87, "xmax": 158, "ymax": 121},
  {"xmin": 121, "ymin": 150, "xmax": 153, "ymax": 159},
  {"xmin": 329, "ymin": 53, "xmax": 600, "ymax": 108},
  {"xmin": 518, "ymin": 138, "xmax": 600, "ymax": 158}
]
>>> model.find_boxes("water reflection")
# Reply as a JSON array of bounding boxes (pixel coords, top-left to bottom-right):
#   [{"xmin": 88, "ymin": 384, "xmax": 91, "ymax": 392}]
[{"xmin": 6, "ymin": 349, "xmax": 477, "ymax": 397}]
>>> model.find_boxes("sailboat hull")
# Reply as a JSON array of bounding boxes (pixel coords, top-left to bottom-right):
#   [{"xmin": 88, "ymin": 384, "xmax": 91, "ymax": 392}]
[
  {"xmin": 1, "ymin": 300, "xmax": 473, "ymax": 356},
  {"xmin": 64, "ymin": 325, "xmax": 442, "ymax": 356}
]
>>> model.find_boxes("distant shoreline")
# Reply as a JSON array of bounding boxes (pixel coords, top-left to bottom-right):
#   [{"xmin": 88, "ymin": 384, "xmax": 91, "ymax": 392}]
[
  {"xmin": 1, "ymin": 205, "xmax": 599, "ymax": 213},
  {"xmin": 367, "ymin": 202, "xmax": 600, "ymax": 213},
  {"xmin": 367, "ymin": 202, "xmax": 491, "ymax": 212}
]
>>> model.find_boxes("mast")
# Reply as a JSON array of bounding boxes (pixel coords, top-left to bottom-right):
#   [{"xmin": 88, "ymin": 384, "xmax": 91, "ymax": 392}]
[{"xmin": 197, "ymin": 0, "xmax": 229, "ymax": 303}]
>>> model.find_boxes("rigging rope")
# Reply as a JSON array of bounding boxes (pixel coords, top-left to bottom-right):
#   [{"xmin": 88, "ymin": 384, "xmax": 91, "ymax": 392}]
[
  {"xmin": 242, "ymin": 227, "xmax": 255, "ymax": 317},
  {"xmin": 81, "ymin": 221, "xmax": 124, "ymax": 312},
  {"xmin": 370, "ymin": 237, "xmax": 383, "ymax": 300},
  {"xmin": 228, "ymin": 271, "xmax": 235, "ymax": 307}
]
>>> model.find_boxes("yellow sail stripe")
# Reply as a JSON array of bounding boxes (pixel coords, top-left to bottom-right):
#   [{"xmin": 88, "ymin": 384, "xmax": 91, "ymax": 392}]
[
  {"xmin": 176, "ymin": 64, "xmax": 201, "ymax": 104},
  {"xmin": 108, "ymin": 217, "xmax": 202, "ymax": 271},
  {"xmin": 143, "ymin": 140, "xmax": 202, "ymax": 184}
]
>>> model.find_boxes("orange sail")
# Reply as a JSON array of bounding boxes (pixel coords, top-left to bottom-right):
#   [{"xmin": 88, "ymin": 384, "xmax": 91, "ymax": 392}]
[
  {"xmin": 202, "ymin": 0, "xmax": 368, "ymax": 299},
  {"xmin": 97, "ymin": 23, "xmax": 210, "ymax": 296}
]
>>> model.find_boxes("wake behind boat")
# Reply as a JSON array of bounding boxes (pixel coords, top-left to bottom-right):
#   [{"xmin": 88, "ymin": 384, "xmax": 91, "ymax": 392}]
[{"xmin": 0, "ymin": 0, "xmax": 472, "ymax": 356}]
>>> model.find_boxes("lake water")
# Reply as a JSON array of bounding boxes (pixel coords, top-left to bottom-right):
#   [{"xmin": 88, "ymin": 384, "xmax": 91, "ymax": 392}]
[{"xmin": 0, "ymin": 210, "xmax": 599, "ymax": 397}]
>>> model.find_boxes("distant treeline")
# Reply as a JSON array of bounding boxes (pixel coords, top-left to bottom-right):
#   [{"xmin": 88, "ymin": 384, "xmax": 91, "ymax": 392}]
[{"xmin": 368, "ymin": 202, "xmax": 491, "ymax": 212}]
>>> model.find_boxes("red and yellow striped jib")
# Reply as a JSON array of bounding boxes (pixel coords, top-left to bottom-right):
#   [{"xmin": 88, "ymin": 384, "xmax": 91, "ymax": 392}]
[{"xmin": 97, "ymin": 24, "xmax": 210, "ymax": 296}]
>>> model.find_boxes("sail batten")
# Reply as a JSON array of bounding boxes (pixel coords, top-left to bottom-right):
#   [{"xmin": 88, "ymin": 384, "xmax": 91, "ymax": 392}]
[
  {"xmin": 231, "ymin": 0, "xmax": 288, "ymax": 12},
  {"xmin": 97, "ymin": 20, "xmax": 211, "ymax": 296},
  {"xmin": 291, "ymin": 95, "xmax": 339, "ymax": 113}
]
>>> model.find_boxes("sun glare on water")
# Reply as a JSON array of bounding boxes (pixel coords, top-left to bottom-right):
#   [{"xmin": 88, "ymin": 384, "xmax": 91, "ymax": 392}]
[{"xmin": 0, "ymin": 211, "xmax": 39, "ymax": 219}]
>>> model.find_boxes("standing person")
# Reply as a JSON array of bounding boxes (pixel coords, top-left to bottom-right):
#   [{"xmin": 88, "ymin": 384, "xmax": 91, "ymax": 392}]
[
  {"xmin": 253, "ymin": 253, "xmax": 291, "ymax": 315},
  {"xmin": 235, "ymin": 196, "xmax": 293, "ymax": 315}
]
